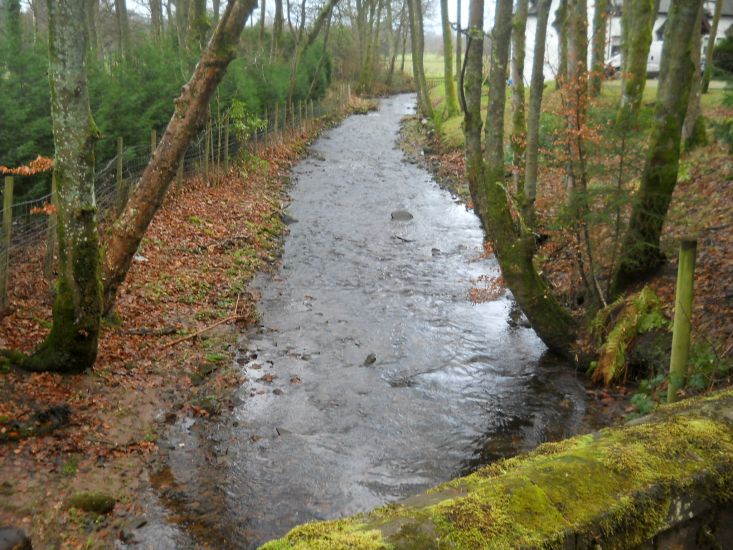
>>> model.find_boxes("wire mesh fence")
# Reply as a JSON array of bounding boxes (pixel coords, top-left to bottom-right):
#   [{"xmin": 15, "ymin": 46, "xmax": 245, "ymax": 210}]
[{"xmin": 0, "ymin": 84, "xmax": 352, "ymax": 306}]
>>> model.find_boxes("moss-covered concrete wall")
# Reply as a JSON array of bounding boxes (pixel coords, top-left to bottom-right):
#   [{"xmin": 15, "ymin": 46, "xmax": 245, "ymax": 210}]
[{"xmin": 260, "ymin": 388, "xmax": 733, "ymax": 549}]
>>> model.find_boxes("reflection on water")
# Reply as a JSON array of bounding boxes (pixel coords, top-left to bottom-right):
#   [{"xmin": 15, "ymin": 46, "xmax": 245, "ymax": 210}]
[{"xmin": 136, "ymin": 95, "xmax": 591, "ymax": 549}]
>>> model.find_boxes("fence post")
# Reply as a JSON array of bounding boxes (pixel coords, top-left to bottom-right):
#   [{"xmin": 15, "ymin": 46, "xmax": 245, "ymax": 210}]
[
  {"xmin": 176, "ymin": 155, "xmax": 184, "ymax": 189},
  {"xmin": 44, "ymin": 173, "xmax": 57, "ymax": 281},
  {"xmin": 0, "ymin": 176, "xmax": 13, "ymax": 311},
  {"xmin": 224, "ymin": 116, "xmax": 229, "ymax": 172},
  {"xmin": 115, "ymin": 136, "xmax": 128, "ymax": 214},
  {"xmin": 224, "ymin": 116, "xmax": 230, "ymax": 171},
  {"xmin": 667, "ymin": 238, "xmax": 698, "ymax": 403},
  {"xmin": 274, "ymin": 104, "xmax": 280, "ymax": 144},
  {"xmin": 151, "ymin": 129, "xmax": 157, "ymax": 157},
  {"xmin": 264, "ymin": 109, "xmax": 269, "ymax": 147},
  {"xmin": 204, "ymin": 119, "xmax": 210, "ymax": 181}
]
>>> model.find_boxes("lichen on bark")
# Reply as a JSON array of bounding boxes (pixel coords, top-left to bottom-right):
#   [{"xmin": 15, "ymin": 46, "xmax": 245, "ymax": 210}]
[{"xmin": 21, "ymin": 0, "xmax": 103, "ymax": 374}]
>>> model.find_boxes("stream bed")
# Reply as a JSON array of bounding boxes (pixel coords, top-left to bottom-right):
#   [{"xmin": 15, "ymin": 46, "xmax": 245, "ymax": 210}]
[{"xmin": 133, "ymin": 94, "xmax": 599, "ymax": 549}]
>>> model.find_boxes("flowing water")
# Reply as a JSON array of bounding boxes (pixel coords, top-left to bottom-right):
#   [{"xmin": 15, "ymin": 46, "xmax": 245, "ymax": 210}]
[{"xmin": 132, "ymin": 95, "xmax": 597, "ymax": 549}]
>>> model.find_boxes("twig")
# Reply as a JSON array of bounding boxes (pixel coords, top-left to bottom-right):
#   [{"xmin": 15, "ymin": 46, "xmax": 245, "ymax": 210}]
[{"xmin": 162, "ymin": 315, "xmax": 247, "ymax": 348}]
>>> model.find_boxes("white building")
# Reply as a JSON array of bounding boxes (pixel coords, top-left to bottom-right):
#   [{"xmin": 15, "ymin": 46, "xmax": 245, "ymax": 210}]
[{"xmin": 524, "ymin": 0, "xmax": 733, "ymax": 81}]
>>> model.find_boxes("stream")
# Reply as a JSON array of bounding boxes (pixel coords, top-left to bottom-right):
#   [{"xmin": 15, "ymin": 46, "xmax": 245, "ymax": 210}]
[{"xmin": 131, "ymin": 94, "xmax": 597, "ymax": 549}]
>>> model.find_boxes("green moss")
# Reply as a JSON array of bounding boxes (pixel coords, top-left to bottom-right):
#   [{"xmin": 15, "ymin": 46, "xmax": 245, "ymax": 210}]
[
  {"xmin": 259, "ymin": 518, "xmax": 387, "ymax": 550},
  {"xmin": 68, "ymin": 491, "xmax": 116, "ymax": 514},
  {"xmin": 261, "ymin": 390, "xmax": 733, "ymax": 549}
]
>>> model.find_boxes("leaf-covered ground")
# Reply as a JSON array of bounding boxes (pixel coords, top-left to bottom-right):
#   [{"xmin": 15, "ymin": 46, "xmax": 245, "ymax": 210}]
[{"xmin": 0, "ymin": 101, "xmax": 375, "ymax": 547}]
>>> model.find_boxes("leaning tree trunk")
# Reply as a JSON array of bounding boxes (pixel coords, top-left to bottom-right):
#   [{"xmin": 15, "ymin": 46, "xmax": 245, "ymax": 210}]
[
  {"xmin": 616, "ymin": 0, "xmax": 655, "ymax": 128},
  {"xmin": 611, "ymin": 0, "xmax": 703, "ymax": 297},
  {"xmin": 103, "ymin": 0, "xmax": 258, "ymax": 314},
  {"xmin": 702, "ymin": 0, "xmax": 722, "ymax": 93},
  {"xmin": 25, "ymin": 0, "xmax": 103, "ymax": 373},
  {"xmin": 510, "ymin": 0, "xmax": 528, "ymax": 194},
  {"xmin": 589, "ymin": 0, "xmax": 609, "ymax": 96},
  {"xmin": 523, "ymin": 0, "xmax": 552, "ymax": 220},
  {"xmin": 477, "ymin": 0, "xmax": 577, "ymax": 357},
  {"xmin": 440, "ymin": 0, "xmax": 460, "ymax": 116},
  {"xmin": 682, "ymin": 2, "xmax": 706, "ymax": 149}
]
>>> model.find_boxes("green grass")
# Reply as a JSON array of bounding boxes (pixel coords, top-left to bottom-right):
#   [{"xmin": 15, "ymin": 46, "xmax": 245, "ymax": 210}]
[{"xmin": 427, "ymin": 78, "xmax": 729, "ymax": 152}]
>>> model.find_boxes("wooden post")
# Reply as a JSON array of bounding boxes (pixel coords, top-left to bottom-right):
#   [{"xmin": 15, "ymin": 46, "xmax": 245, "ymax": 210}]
[
  {"xmin": 264, "ymin": 108, "xmax": 269, "ymax": 146},
  {"xmin": 204, "ymin": 121, "xmax": 210, "ymax": 181},
  {"xmin": 176, "ymin": 157, "xmax": 183, "ymax": 189},
  {"xmin": 217, "ymin": 119, "xmax": 222, "ymax": 173},
  {"xmin": 115, "ymin": 136, "xmax": 127, "ymax": 214},
  {"xmin": 44, "ymin": 173, "xmax": 57, "ymax": 281},
  {"xmin": 274, "ymin": 103, "xmax": 280, "ymax": 144},
  {"xmin": 299, "ymin": 100, "xmax": 303, "ymax": 133},
  {"xmin": 667, "ymin": 238, "xmax": 697, "ymax": 403},
  {"xmin": 150, "ymin": 128, "xmax": 157, "ymax": 157},
  {"xmin": 224, "ymin": 116, "xmax": 230, "ymax": 171},
  {"xmin": 0, "ymin": 177, "xmax": 13, "ymax": 311}
]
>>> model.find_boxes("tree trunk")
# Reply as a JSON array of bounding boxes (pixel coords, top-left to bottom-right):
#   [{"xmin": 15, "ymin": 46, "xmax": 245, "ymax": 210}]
[
  {"xmin": 590, "ymin": 0, "xmax": 609, "ymax": 96},
  {"xmin": 150, "ymin": 0, "xmax": 163, "ymax": 41},
  {"xmin": 387, "ymin": 4, "xmax": 405, "ymax": 85},
  {"xmin": 86, "ymin": 0, "xmax": 100, "ymax": 59},
  {"xmin": 510, "ymin": 0, "xmax": 528, "ymax": 193},
  {"xmin": 682, "ymin": 2, "xmax": 706, "ymax": 149},
  {"xmin": 553, "ymin": 0, "xmax": 568, "ymax": 88},
  {"xmin": 188, "ymin": 0, "xmax": 210, "ymax": 52},
  {"xmin": 523, "ymin": 0, "xmax": 551, "ymax": 218},
  {"xmin": 259, "ymin": 0, "xmax": 266, "ymax": 44},
  {"xmin": 483, "ymin": 0, "xmax": 513, "ymax": 170},
  {"xmin": 358, "ymin": 0, "xmax": 381, "ymax": 92},
  {"xmin": 271, "ymin": 0, "xmax": 284, "ymax": 60},
  {"xmin": 702, "ymin": 0, "xmax": 722, "ymax": 93},
  {"xmin": 176, "ymin": 0, "xmax": 190, "ymax": 53},
  {"xmin": 463, "ymin": 0, "xmax": 485, "ymax": 219},
  {"xmin": 456, "ymin": 0, "xmax": 462, "ymax": 80},
  {"xmin": 440, "ymin": 0, "xmax": 460, "ymax": 116},
  {"xmin": 26, "ymin": 0, "xmax": 103, "ymax": 373},
  {"xmin": 407, "ymin": 0, "xmax": 432, "ymax": 116},
  {"xmin": 611, "ymin": 0, "xmax": 703, "ymax": 297},
  {"xmin": 213, "ymin": 0, "xmax": 221, "ymax": 24},
  {"xmin": 103, "ymin": 0, "xmax": 258, "ymax": 314},
  {"xmin": 115, "ymin": 0, "xmax": 131, "ymax": 60},
  {"xmin": 479, "ymin": 0, "xmax": 577, "ymax": 356},
  {"xmin": 617, "ymin": 0, "xmax": 655, "ymax": 127}
]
